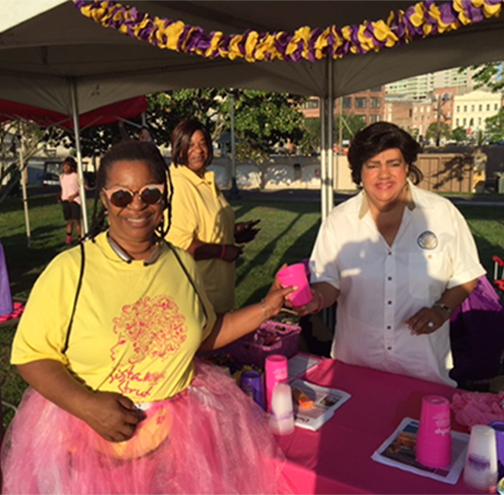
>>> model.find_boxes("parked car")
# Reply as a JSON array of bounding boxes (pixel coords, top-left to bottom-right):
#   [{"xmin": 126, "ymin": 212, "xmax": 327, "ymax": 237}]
[{"xmin": 38, "ymin": 171, "xmax": 60, "ymax": 186}]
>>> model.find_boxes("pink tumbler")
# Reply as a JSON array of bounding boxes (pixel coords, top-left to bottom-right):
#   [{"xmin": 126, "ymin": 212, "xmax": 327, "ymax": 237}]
[
  {"xmin": 416, "ymin": 395, "xmax": 452, "ymax": 469},
  {"xmin": 276, "ymin": 263, "xmax": 313, "ymax": 307},
  {"xmin": 265, "ymin": 355, "xmax": 289, "ymax": 413}
]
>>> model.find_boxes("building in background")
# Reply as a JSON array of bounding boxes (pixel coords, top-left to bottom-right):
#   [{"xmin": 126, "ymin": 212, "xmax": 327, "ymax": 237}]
[
  {"xmin": 385, "ymin": 67, "xmax": 474, "ymax": 100},
  {"xmin": 453, "ymin": 89, "xmax": 502, "ymax": 134},
  {"xmin": 299, "ymin": 86, "xmax": 386, "ymax": 125}
]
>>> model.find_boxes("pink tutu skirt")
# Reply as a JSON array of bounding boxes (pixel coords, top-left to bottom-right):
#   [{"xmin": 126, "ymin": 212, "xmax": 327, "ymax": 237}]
[{"xmin": 1, "ymin": 361, "xmax": 291, "ymax": 494}]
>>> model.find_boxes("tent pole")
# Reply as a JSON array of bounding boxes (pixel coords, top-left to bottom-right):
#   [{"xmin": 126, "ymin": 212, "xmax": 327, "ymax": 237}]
[
  {"xmin": 336, "ymin": 97, "xmax": 343, "ymax": 191},
  {"xmin": 228, "ymin": 90, "xmax": 240, "ymax": 200},
  {"xmin": 18, "ymin": 125, "xmax": 31, "ymax": 247},
  {"xmin": 327, "ymin": 58, "xmax": 334, "ymax": 218},
  {"xmin": 320, "ymin": 96, "xmax": 327, "ymax": 222},
  {"xmin": 70, "ymin": 78, "xmax": 89, "ymax": 235}
]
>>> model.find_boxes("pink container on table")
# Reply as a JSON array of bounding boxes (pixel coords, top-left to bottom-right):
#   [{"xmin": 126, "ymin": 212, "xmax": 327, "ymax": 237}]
[
  {"xmin": 276, "ymin": 263, "xmax": 313, "ymax": 307},
  {"xmin": 265, "ymin": 354, "xmax": 289, "ymax": 413},
  {"xmin": 416, "ymin": 395, "xmax": 452, "ymax": 469}
]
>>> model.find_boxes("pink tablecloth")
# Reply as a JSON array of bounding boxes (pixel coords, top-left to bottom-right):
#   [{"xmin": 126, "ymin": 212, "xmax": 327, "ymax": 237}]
[{"xmin": 278, "ymin": 358, "xmax": 475, "ymax": 494}]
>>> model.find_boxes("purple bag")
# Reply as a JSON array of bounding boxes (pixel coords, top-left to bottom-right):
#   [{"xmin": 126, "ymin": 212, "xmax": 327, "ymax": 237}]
[
  {"xmin": 0, "ymin": 241, "xmax": 13, "ymax": 317},
  {"xmin": 449, "ymin": 276, "xmax": 504, "ymax": 387}
]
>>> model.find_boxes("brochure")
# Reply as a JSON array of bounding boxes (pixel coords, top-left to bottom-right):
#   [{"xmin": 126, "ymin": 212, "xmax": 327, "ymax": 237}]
[
  {"xmin": 371, "ymin": 417, "xmax": 469, "ymax": 485},
  {"xmin": 290, "ymin": 379, "xmax": 351, "ymax": 432},
  {"xmin": 287, "ymin": 354, "xmax": 323, "ymax": 382}
]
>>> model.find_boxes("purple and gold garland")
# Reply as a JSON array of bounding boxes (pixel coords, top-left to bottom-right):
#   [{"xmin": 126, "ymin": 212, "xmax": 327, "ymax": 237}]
[{"xmin": 73, "ymin": 0, "xmax": 504, "ymax": 62}]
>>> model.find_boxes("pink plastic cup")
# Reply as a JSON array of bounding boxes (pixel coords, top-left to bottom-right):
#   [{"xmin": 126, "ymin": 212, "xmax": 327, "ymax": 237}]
[
  {"xmin": 265, "ymin": 354, "xmax": 289, "ymax": 413},
  {"xmin": 276, "ymin": 263, "xmax": 313, "ymax": 307},
  {"xmin": 416, "ymin": 395, "xmax": 452, "ymax": 469}
]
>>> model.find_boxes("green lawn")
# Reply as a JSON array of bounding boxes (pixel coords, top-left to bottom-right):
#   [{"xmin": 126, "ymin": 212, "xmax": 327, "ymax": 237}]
[{"xmin": 1, "ymin": 192, "xmax": 504, "ymax": 428}]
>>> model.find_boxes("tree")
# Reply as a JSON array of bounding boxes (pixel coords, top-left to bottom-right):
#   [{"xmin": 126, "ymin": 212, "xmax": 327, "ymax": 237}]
[
  {"xmin": 223, "ymin": 90, "xmax": 305, "ymax": 162},
  {"xmin": 37, "ymin": 89, "xmax": 307, "ymax": 161},
  {"xmin": 469, "ymin": 62, "xmax": 504, "ymax": 92},
  {"xmin": 485, "ymin": 107, "xmax": 504, "ymax": 142},
  {"xmin": 299, "ymin": 118, "xmax": 321, "ymax": 155},
  {"xmin": 451, "ymin": 126, "xmax": 468, "ymax": 143},
  {"xmin": 334, "ymin": 113, "xmax": 366, "ymax": 145},
  {"xmin": 425, "ymin": 122, "xmax": 450, "ymax": 143},
  {"xmin": 298, "ymin": 112, "xmax": 366, "ymax": 155}
]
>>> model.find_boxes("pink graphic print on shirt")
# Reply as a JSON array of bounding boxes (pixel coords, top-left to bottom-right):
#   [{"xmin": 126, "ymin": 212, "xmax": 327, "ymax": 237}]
[{"xmin": 109, "ymin": 295, "xmax": 187, "ymax": 399}]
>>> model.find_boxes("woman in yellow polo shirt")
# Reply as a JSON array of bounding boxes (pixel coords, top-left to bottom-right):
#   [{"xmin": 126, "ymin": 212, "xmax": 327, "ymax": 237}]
[
  {"xmin": 166, "ymin": 119, "xmax": 260, "ymax": 313},
  {"xmin": 3, "ymin": 140, "xmax": 294, "ymax": 494}
]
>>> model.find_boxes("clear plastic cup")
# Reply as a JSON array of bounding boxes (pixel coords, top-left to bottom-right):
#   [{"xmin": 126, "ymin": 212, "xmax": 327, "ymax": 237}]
[{"xmin": 464, "ymin": 424, "xmax": 498, "ymax": 492}]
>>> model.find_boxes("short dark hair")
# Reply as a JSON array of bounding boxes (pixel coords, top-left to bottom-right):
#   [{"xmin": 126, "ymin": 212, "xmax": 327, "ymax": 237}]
[
  {"xmin": 88, "ymin": 140, "xmax": 172, "ymax": 240},
  {"xmin": 171, "ymin": 119, "xmax": 213, "ymax": 168},
  {"xmin": 63, "ymin": 156, "xmax": 77, "ymax": 172},
  {"xmin": 347, "ymin": 122, "xmax": 423, "ymax": 185}
]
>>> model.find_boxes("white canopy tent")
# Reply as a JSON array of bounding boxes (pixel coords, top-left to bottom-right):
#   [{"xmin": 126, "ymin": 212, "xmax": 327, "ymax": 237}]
[{"xmin": 1, "ymin": 0, "xmax": 504, "ymax": 228}]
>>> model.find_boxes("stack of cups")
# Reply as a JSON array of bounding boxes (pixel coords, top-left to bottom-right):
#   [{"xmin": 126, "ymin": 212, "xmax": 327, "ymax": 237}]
[
  {"xmin": 269, "ymin": 382, "xmax": 294, "ymax": 435},
  {"xmin": 265, "ymin": 354, "xmax": 294, "ymax": 435},
  {"xmin": 416, "ymin": 395, "xmax": 452, "ymax": 469},
  {"xmin": 276, "ymin": 263, "xmax": 313, "ymax": 307},
  {"xmin": 464, "ymin": 425, "xmax": 498, "ymax": 492},
  {"xmin": 265, "ymin": 355, "xmax": 289, "ymax": 412}
]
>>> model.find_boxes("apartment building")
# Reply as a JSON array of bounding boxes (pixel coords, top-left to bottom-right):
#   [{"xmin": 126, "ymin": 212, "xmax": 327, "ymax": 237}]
[
  {"xmin": 299, "ymin": 86, "xmax": 385, "ymax": 125},
  {"xmin": 385, "ymin": 67, "xmax": 474, "ymax": 101},
  {"xmin": 452, "ymin": 89, "xmax": 502, "ymax": 133}
]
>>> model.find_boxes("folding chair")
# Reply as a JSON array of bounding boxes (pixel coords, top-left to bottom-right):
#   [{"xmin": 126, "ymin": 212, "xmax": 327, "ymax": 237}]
[{"xmin": 492, "ymin": 256, "xmax": 504, "ymax": 293}]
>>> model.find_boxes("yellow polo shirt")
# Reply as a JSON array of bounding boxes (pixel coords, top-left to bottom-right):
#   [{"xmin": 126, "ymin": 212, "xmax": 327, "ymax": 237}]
[
  {"xmin": 166, "ymin": 165, "xmax": 236, "ymax": 313},
  {"xmin": 12, "ymin": 233, "xmax": 216, "ymax": 402}
]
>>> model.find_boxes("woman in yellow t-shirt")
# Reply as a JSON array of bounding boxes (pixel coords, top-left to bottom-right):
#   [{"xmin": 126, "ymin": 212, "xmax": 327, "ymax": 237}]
[
  {"xmin": 166, "ymin": 120, "xmax": 260, "ymax": 313},
  {"xmin": 2, "ymin": 140, "xmax": 294, "ymax": 494}
]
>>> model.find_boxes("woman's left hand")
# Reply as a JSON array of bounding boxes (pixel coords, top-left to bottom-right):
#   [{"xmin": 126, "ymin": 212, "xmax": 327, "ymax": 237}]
[
  {"xmin": 405, "ymin": 306, "xmax": 450, "ymax": 335},
  {"xmin": 234, "ymin": 220, "xmax": 261, "ymax": 244}
]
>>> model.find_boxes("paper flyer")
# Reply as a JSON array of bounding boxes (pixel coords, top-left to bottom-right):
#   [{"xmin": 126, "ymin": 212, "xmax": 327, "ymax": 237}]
[{"xmin": 372, "ymin": 417, "xmax": 469, "ymax": 485}]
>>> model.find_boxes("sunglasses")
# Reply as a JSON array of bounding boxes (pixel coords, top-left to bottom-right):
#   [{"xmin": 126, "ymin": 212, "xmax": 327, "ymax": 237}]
[{"xmin": 103, "ymin": 184, "xmax": 165, "ymax": 208}]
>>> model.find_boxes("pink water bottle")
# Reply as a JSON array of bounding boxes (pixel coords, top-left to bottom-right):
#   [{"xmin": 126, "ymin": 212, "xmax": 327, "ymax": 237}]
[{"xmin": 265, "ymin": 354, "xmax": 288, "ymax": 412}]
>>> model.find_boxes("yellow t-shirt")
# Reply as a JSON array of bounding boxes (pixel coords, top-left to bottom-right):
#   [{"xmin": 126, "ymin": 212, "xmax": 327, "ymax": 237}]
[
  {"xmin": 166, "ymin": 165, "xmax": 236, "ymax": 313},
  {"xmin": 12, "ymin": 232, "xmax": 216, "ymax": 403}
]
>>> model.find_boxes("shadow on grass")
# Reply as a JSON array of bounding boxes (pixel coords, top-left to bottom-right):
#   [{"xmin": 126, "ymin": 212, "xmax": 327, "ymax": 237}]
[
  {"xmin": 239, "ymin": 222, "xmax": 320, "ymax": 308},
  {"xmin": 2, "ymin": 225, "xmax": 66, "ymax": 298}
]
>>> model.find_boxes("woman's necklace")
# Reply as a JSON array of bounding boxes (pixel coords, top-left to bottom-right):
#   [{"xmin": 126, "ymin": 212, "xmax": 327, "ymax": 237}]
[{"xmin": 107, "ymin": 233, "xmax": 161, "ymax": 266}]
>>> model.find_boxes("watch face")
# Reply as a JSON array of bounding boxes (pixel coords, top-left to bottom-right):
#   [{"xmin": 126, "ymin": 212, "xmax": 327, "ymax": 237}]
[{"xmin": 417, "ymin": 230, "xmax": 438, "ymax": 250}]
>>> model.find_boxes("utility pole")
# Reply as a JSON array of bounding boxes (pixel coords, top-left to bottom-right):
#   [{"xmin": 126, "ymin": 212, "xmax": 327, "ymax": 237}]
[{"xmin": 436, "ymin": 93, "xmax": 450, "ymax": 147}]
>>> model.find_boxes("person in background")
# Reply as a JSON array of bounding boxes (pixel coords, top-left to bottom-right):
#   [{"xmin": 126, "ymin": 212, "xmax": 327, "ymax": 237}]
[
  {"xmin": 59, "ymin": 156, "xmax": 82, "ymax": 245},
  {"xmin": 2, "ymin": 140, "xmax": 294, "ymax": 494},
  {"xmin": 289, "ymin": 122, "xmax": 485, "ymax": 387},
  {"xmin": 138, "ymin": 125, "xmax": 154, "ymax": 144},
  {"xmin": 166, "ymin": 119, "xmax": 260, "ymax": 313}
]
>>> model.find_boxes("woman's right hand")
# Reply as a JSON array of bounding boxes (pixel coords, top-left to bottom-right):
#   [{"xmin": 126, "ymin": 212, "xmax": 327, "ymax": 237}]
[
  {"xmin": 288, "ymin": 288, "xmax": 322, "ymax": 317},
  {"xmin": 83, "ymin": 391, "xmax": 146, "ymax": 442}
]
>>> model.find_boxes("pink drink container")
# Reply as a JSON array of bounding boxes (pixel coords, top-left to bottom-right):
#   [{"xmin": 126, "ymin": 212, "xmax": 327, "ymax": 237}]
[
  {"xmin": 265, "ymin": 355, "xmax": 289, "ymax": 413},
  {"xmin": 416, "ymin": 395, "xmax": 452, "ymax": 469},
  {"xmin": 276, "ymin": 263, "xmax": 313, "ymax": 307}
]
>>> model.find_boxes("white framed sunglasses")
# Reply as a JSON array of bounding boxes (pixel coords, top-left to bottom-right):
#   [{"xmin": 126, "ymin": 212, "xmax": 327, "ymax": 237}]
[{"xmin": 102, "ymin": 184, "xmax": 165, "ymax": 208}]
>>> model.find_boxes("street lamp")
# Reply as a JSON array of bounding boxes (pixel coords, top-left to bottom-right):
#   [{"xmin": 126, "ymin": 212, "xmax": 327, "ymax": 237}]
[{"xmin": 436, "ymin": 93, "xmax": 451, "ymax": 147}]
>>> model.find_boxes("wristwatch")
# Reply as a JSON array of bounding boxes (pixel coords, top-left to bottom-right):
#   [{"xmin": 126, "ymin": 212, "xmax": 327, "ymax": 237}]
[{"xmin": 433, "ymin": 302, "xmax": 452, "ymax": 315}]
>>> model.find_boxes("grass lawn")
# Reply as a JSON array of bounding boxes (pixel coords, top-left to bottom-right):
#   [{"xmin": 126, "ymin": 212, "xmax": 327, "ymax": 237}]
[{"xmin": 1, "ymin": 191, "xmax": 504, "ymax": 428}]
